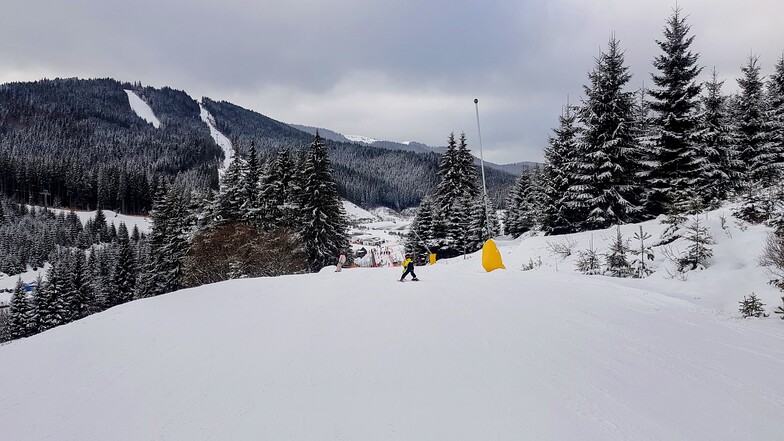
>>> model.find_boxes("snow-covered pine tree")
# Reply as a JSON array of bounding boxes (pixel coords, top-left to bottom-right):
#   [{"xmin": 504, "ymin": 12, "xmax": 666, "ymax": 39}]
[
  {"xmin": 405, "ymin": 196, "xmax": 435, "ymax": 260},
  {"xmin": 605, "ymin": 226, "xmax": 633, "ymax": 277},
  {"xmin": 35, "ymin": 249, "xmax": 70, "ymax": 332},
  {"xmin": 139, "ymin": 183, "xmax": 194, "ymax": 296},
  {"xmin": 93, "ymin": 207, "xmax": 109, "ymax": 243},
  {"xmin": 735, "ymin": 55, "xmax": 775, "ymax": 187},
  {"xmin": 739, "ymin": 293, "xmax": 767, "ymax": 318},
  {"xmin": 576, "ymin": 235, "xmax": 602, "ymax": 275},
  {"xmin": 259, "ymin": 148, "xmax": 297, "ymax": 228},
  {"xmin": 435, "ymin": 133, "xmax": 462, "ymax": 210},
  {"xmin": 568, "ymin": 35, "xmax": 642, "ymax": 230},
  {"xmin": 505, "ymin": 169, "xmax": 539, "ymax": 237},
  {"xmin": 297, "ymin": 133, "xmax": 350, "ymax": 271},
  {"xmin": 456, "ymin": 133, "xmax": 480, "ymax": 199},
  {"xmin": 66, "ymin": 248, "xmax": 94, "ymax": 321},
  {"xmin": 111, "ymin": 222, "xmax": 136, "ymax": 306},
  {"xmin": 630, "ymin": 225, "xmax": 655, "ymax": 278},
  {"xmin": 214, "ymin": 156, "xmax": 247, "ymax": 224},
  {"xmin": 645, "ymin": 7, "xmax": 704, "ymax": 215},
  {"xmin": 761, "ymin": 55, "xmax": 784, "ymax": 185},
  {"xmin": 25, "ymin": 275, "xmax": 45, "ymax": 334},
  {"xmin": 425, "ymin": 131, "xmax": 484, "ymax": 257},
  {"xmin": 773, "ymin": 296, "xmax": 784, "ymax": 319},
  {"xmin": 467, "ymin": 194, "xmax": 498, "ymax": 251},
  {"xmin": 695, "ymin": 69, "xmax": 738, "ymax": 207},
  {"xmin": 241, "ymin": 142, "xmax": 262, "ymax": 224},
  {"xmin": 680, "ymin": 216, "xmax": 714, "ymax": 270},
  {"xmin": 8, "ymin": 278, "xmax": 31, "ymax": 339},
  {"xmin": 541, "ymin": 103, "xmax": 581, "ymax": 235},
  {"xmin": 444, "ymin": 195, "xmax": 472, "ymax": 256}
]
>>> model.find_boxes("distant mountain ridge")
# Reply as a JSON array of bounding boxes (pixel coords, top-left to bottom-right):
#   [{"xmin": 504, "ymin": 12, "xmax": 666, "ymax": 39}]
[{"xmin": 290, "ymin": 124, "xmax": 538, "ymax": 175}]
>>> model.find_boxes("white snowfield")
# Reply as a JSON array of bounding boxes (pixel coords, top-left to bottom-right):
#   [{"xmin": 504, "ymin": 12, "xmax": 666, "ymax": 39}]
[
  {"xmin": 124, "ymin": 90, "xmax": 161, "ymax": 128},
  {"xmin": 2, "ymin": 209, "xmax": 784, "ymax": 440},
  {"xmin": 199, "ymin": 101, "xmax": 235, "ymax": 171}
]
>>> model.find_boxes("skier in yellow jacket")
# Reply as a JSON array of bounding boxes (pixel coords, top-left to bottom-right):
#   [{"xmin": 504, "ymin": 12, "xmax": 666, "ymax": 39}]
[{"xmin": 399, "ymin": 254, "xmax": 419, "ymax": 281}]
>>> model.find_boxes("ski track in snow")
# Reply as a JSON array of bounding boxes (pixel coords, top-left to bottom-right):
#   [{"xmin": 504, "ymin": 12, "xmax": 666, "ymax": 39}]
[
  {"xmin": 124, "ymin": 90, "xmax": 160, "ymax": 128},
  {"xmin": 199, "ymin": 101, "xmax": 234, "ymax": 171}
]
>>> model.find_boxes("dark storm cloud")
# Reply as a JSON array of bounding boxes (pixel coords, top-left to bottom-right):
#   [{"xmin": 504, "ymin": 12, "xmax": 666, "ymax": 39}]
[{"xmin": 2, "ymin": 0, "xmax": 783, "ymax": 163}]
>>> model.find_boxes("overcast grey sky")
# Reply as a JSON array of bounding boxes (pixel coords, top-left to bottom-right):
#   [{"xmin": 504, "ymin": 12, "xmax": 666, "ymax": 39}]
[{"xmin": 1, "ymin": 0, "xmax": 783, "ymax": 163}]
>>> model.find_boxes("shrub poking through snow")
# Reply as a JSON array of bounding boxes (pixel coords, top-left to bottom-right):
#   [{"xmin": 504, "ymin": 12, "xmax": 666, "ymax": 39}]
[
  {"xmin": 739, "ymin": 293, "xmax": 768, "ymax": 318},
  {"xmin": 631, "ymin": 225, "xmax": 655, "ymax": 278},
  {"xmin": 775, "ymin": 297, "xmax": 784, "ymax": 320},
  {"xmin": 521, "ymin": 256, "xmax": 542, "ymax": 271},
  {"xmin": 760, "ymin": 232, "xmax": 784, "ymax": 291},
  {"xmin": 605, "ymin": 226, "xmax": 632, "ymax": 277},
  {"xmin": 679, "ymin": 216, "xmax": 714, "ymax": 271},
  {"xmin": 576, "ymin": 235, "xmax": 602, "ymax": 275}
]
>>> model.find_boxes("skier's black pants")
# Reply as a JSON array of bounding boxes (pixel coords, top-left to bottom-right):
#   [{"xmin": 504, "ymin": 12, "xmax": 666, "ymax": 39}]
[{"xmin": 400, "ymin": 267, "xmax": 417, "ymax": 280}]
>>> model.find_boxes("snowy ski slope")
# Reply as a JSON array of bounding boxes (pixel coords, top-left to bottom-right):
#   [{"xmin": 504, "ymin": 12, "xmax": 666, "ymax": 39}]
[{"xmin": 1, "ymin": 207, "xmax": 784, "ymax": 440}]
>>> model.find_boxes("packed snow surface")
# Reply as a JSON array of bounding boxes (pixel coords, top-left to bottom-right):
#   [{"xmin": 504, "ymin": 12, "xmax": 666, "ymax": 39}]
[
  {"xmin": 124, "ymin": 90, "xmax": 160, "ymax": 128},
  {"xmin": 2, "ymin": 209, "xmax": 784, "ymax": 440},
  {"xmin": 199, "ymin": 101, "xmax": 234, "ymax": 171}
]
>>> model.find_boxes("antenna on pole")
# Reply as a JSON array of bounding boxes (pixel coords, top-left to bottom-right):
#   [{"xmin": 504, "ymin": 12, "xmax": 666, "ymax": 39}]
[{"xmin": 474, "ymin": 98, "xmax": 491, "ymax": 239}]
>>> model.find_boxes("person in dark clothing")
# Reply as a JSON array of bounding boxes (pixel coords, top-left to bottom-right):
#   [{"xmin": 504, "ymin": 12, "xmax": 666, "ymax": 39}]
[{"xmin": 400, "ymin": 254, "xmax": 419, "ymax": 281}]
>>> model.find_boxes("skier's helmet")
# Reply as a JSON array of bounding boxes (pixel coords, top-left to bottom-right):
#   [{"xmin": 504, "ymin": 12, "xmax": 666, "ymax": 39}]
[{"xmin": 405, "ymin": 254, "xmax": 411, "ymax": 258}]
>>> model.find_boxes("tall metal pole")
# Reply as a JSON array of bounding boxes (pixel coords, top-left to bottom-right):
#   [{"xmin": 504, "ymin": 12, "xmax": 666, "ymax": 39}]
[{"xmin": 474, "ymin": 98, "xmax": 491, "ymax": 239}]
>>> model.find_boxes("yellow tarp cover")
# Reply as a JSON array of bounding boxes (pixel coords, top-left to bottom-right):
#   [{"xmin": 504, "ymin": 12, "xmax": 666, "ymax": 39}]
[{"xmin": 481, "ymin": 239, "xmax": 505, "ymax": 272}]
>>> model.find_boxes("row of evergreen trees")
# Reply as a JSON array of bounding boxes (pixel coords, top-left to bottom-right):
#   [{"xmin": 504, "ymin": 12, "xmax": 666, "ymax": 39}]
[
  {"xmin": 506, "ymin": 9, "xmax": 784, "ymax": 236},
  {"xmin": 405, "ymin": 133, "xmax": 498, "ymax": 259},
  {"xmin": 1, "ymin": 133, "xmax": 349, "ymax": 342}
]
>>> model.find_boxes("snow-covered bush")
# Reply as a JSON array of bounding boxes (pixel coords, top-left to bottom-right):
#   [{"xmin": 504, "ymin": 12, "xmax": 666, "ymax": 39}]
[
  {"xmin": 761, "ymin": 231, "xmax": 784, "ymax": 292},
  {"xmin": 775, "ymin": 297, "xmax": 784, "ymax": 320},
  {"xmin": 521, "ymin": 256, "xmax": 542, "ymax": 271},
  {"xmin": 546, "ymin": 238, "xmax": 577, "ymax": 259},
  {"xmin": 739, "ymin": 293, "xmax": 768, "ymax": 318},
  {"xmin": 734, "ymin": 186, "xmax": 774, "ymax": 224},
  {"xmin": 576, "ymin": 236, "xmax": 602, "ymax": 275}
]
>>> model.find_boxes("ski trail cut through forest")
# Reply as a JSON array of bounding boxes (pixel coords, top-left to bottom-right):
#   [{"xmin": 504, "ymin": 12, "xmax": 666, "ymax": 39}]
[
  {"xmin": 124, "ymin": 90, "xmax": 161, "ymax": 128},
  {"xmin": 199, "ymin": 101, "xmax": 235, "ymax": 172}
]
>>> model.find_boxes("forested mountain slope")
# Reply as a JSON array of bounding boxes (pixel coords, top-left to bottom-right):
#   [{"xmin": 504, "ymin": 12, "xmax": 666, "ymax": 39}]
[
  {"xmin": 0, "ymin": 78, "xmax": 220, "ymax": 213},
  {"xmin": 0, "ymin": 78, "xmax": 516, "ymax": 212}
]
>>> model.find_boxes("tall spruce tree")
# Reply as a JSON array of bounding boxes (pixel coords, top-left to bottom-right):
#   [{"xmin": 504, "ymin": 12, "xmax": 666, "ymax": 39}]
[
  {"xmin": 568, "ymin": 35, "xmax": 642, "ymax": 230},
  {"xmin": 541, "ymin": 104, "xmax": 581, "ymax": 235},
  {"xmin": 66, "ymin": 248, "xmax": 94, "ymax": 320},
  {"xmin": 456, "ymin": 133, "xmax": 480, "ymax": 199},
  {"xmin": 645, "ymin": 7, "xmax": 704, "ymax": 214},
  {"xmin": 762, "ymin": 56, "xmax": 784, "ymax": 184},
  {"xmin": 695, "ymin": 69, "xmax": 737, "ymax": 206},
  {"xmin": 215, "ymin": 157, "xmax": 247, "ymax": 224},
  {"xmin": 298, "ymin": 133, "xmax": 349, "ymax": 271},
  {"xmin": 506, "ymin": 169, "xmax": 539, "ymax": 237},
  {"xmin": 8, "ymin": 278, "xmax": 30, "ymax": 339},
  {"xmin": 111, "ymin": 222, "xmax": 137, "ymax": 306},
  {"xmin": 35, "ymin": 251, "xmax": 70, "ymax": 332},
  {"xmin": 140, "ymin": 184, "xmax": 194, "ymax": 296},
  {"xmin": 241, "ymin": 142, "xmax": 262, "ymax": 224},
  {"xmin": 405, "ymin": 196, "xmax": 435, "ymax": 259},
  {"xmin": 435, "ymin": 133, "xmax": 463, "ymax": 210},
  {"xmin": 736, "ymin": 55, "xmax": 774, "ymax": 186}
]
